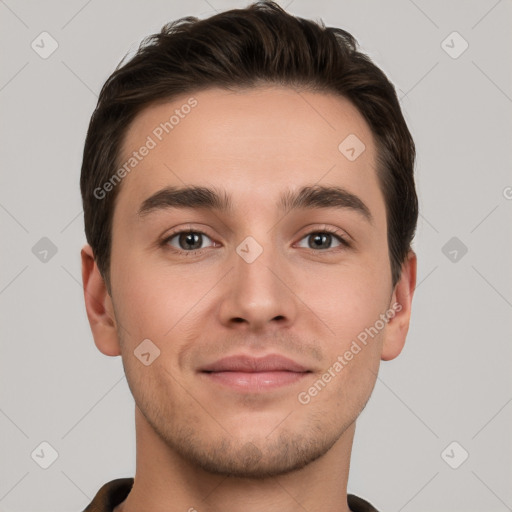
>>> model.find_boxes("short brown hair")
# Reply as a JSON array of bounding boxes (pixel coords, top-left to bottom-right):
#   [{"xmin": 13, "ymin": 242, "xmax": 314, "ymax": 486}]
[{"xmin": 80, "ymin": 0, "xmax": 417, "ymax": 292}]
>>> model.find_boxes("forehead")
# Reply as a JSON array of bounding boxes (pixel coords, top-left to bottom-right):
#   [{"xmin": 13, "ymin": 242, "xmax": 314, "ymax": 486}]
[{"xmin": 114, "ymin": 86, "xmax": 383, "ymax": 219}]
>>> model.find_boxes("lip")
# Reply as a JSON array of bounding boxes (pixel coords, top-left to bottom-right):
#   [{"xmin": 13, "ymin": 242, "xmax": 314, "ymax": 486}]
[
  {"xmin": 200, "ymin": 354, "xmax": 309, "ymax": 373},
  {"xmin": 199, "ymin": 354, "xmax": 311, "ymax": 392}
]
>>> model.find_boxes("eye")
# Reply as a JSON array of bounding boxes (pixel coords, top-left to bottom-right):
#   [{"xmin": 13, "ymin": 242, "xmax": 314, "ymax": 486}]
[
  {"xmin": 164, "ymin": 230, "xmax": 215, "ymax": 252},
  {"xmin": 161, "ymin": 227, "xmax": 349, "ymax": 255},
  {"xmin": 296, "ymin": 230, "xmax": 349, "ymax": 250}
]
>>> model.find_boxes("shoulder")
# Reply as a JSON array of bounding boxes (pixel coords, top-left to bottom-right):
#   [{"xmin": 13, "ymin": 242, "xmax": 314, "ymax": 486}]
[
  {"xmin": 347, "ymin": 493, "xmax": 380, "ymax": 512},
  {"xmin": 82, "ymin": 478, "xmax": 134, "ymax": 512}
]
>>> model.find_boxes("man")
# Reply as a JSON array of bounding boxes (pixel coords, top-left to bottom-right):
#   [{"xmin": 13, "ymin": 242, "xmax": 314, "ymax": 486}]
[{"xmin": 80, "ymin": 2, "xmax": 417, "ymax": 511}]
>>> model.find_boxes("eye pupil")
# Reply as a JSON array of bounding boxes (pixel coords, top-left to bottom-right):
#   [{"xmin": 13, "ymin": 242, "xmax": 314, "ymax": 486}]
[
  {"xmin": 309, "ymin": 233, "xmax": 331, "ymax": 249},
  {"xmin": 180, "ymin": 232, "xmax": 202, "ymax": 250}
]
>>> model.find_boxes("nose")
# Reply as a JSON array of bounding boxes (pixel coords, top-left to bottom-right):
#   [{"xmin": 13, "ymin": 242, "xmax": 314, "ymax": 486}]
[{"xmin": 217, "ymin": 238, "xmax": 299, "ymax": 332}]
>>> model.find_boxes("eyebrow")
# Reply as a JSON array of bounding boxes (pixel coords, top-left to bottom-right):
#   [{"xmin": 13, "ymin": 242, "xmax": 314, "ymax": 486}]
[{"xmin": 138, "ymin": 184, "xmax": 373, "ymax": 224}]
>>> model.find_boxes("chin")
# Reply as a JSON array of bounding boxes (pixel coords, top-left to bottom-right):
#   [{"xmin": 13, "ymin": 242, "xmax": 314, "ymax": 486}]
[{"xmin": 164, "ymin": 426, "xmax": 340, "ymax": 479}]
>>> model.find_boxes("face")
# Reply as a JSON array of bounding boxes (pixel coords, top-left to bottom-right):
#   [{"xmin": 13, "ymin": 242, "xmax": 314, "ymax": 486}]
[{"xmin": 85, "ymin": 86, "xmax": 415, "ymax": 478}]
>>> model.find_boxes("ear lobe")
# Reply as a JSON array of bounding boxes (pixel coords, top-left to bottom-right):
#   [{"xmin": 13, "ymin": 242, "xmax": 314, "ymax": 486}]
[
  {"xmin": 81, "ymin": 244, "xmax": 121, "ymax": 357},
  {"xmin": 381, "ymin": 250, "xmax": 417, "ymax": 361}
]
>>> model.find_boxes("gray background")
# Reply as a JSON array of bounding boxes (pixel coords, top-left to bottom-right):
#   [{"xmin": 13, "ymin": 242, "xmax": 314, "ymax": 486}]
[{"xmin": 1, "ymin": 1, "xmax": 511, "ymax": 511}]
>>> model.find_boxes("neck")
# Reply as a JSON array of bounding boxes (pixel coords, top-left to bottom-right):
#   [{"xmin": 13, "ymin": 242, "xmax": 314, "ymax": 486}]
[{"xmin": 115, "ymin": 407, "xmax": 355, "ymax": 512}]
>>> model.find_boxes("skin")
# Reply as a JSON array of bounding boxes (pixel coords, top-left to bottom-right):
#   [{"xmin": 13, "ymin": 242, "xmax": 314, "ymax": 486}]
[{"xmin": 81, "ymin": 86, "xmax": 416, "ymax": 512}]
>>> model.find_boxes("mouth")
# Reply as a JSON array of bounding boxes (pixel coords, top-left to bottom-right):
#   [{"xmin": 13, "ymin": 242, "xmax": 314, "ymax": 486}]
[{"xmin": 199, "ymin": 354, "xmax": 312, "ymax": 392}]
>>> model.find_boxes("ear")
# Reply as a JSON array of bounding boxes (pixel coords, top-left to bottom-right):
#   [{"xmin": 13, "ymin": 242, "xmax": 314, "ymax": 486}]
[
  {"xmin": 81, "ymin": 244, "xmax": 121, "ymax": 356},
  {"xmin": 381, "ymin": 250, "xmax": 417, "ymax": 361}
]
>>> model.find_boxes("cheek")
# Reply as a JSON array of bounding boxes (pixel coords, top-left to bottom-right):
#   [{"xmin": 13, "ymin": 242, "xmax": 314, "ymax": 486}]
[
  {"xmin": 300, "ymin": 260, "xmax": 390, "ymax": 345},
  {"xmin": 110, "ymin": 253, "xmax": 216, "ymax": 349},
  {"xmin": 309, "ymin": 265, "xmax": 389, "ymax": 406}
]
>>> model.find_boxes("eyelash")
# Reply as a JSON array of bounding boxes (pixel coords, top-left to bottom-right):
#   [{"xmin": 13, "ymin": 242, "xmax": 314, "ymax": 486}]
[{"xmin": 160, "ymin": 226, "xmax": 351, "ymax": 256}]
